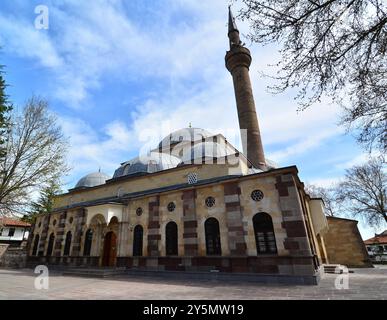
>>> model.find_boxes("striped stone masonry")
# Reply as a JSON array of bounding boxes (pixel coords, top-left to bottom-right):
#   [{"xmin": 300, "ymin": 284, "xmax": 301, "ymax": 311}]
[
  {"xmin": 54, "ymin": 211, "xmax": 67, "ymax": 256},
  {"xmin": 71, "ymin": 209, "xmax": 86, "ymax": 256},
  {"xmin": 223, "ymin": 182, "xmax": 247, "ymax": 255},
  {"xmin": 182, "ymin": 190, "xmax": 198, "ymax": 256},
  {"xmin": 38, "ymin": 214, "xmax": 51, "ymax": 256},
  {"xmin": 147, "ymin": 196, "xmax": 161, "ymax": 256},
  {"xmin": 275, "ymin": 174, "xmax": 313, "ymax": 257}
]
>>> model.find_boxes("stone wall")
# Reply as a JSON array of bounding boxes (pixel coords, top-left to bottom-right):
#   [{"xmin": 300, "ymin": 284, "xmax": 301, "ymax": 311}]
[
  {"xmin": 324, "ymin": 217, "xmax": 372, "ymax": 267},
  {"xmin": 0, "ymin": 243, "xmax": 28, "ymax": 268}
]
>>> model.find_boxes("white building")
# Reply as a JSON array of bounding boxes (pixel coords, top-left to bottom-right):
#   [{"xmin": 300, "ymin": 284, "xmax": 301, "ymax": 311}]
[{"xmin": 0, "ymin": 218, "xmax": 31, "ymax": 247}]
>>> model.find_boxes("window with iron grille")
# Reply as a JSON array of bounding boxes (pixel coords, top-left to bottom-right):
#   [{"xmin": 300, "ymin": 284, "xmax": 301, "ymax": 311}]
[
  {"xmin": 167, "ymin": 202, "xmax": 176, "ymax": 212},
  {"xmin": 251, "ymin": 189, "xmax": 264, "ymax": 201},
  {"xmin": 63, "ymin": 231, "xmax": 72, "ymax": 256},
  {"xmin": 187, "ymin": 172, "xmax": 198, "ymax": 184},
  {"xmin": 133, "ymin": 225, "xmax": 143, "ymax": 256},
  {"xmin": 136, "ymin": 207, "xmax": 143, "ymax": 216},
  {"xmin": 253, "ymin": 213, "xmax": 277, "ymax": 255},
  {"xmin": 205, "ymin": 196, "xmax": 215, "ymax": 208},
  {"xmin": 83, "ymin": 229, "xmax": 93, "ymax": 256},
  {"xmin": 205, "ymin": 218, "xmax": 222, "ymax": 255}
]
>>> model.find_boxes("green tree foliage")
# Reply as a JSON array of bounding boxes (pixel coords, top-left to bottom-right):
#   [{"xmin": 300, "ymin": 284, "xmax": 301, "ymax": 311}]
[
  {"xmin": 0, "ymin": 65, "xmax": 13, "ymax": 159},
  {"xmin": 22, "ymin": 180, "xmax": 61, "ymax": 223}
]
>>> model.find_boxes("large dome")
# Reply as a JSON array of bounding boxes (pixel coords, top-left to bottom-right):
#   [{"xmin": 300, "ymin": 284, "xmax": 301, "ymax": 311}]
[
  {"xmin": 113, "ymin": 152, "xmax": 180, "ymax": 178},
  {"xmin": 179, "ymin": 141, "xmax": 236, "ymax": 164},
  {"xmin": 75, "ymin": 171, "xmax": 111, "ymax": 189},
  {"xmin": 158, "ymin": 127, "xmax": 213, "ymax": 148}
]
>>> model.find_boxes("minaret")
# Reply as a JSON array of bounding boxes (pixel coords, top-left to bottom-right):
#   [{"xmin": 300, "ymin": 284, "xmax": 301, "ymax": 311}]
[{"xmin": 225, "ymin": 7, "xmax": 266, "ymax": 170}]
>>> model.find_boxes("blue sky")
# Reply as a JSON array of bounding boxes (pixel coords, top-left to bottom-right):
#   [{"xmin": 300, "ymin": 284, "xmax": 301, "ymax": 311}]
[{"xmin": 0, "ymin": 0, "xmax": 384, "ymax": 239}]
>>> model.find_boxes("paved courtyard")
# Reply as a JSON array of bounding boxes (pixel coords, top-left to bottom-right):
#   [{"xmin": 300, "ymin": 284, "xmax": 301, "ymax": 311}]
[{"xmin": 0, "ymin": 266, "xmax": 386, "ymax": 300}]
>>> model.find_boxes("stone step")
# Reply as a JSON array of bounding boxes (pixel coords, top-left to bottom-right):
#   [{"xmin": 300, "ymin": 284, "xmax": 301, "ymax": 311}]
[
  {"xmin": 323, "ymin": 264, "xmax": 348, "ymax": 274},
  {"xmin": 62, "ymin": 267, "xmax": 127, "ymax": 278}
]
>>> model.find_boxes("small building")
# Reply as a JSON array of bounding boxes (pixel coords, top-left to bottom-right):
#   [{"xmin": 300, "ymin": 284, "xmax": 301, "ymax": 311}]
[
  {"xmin": 364, "ymin": 231, "xmax": 387, "ymax": 262},
  {"xmin": 324, "ymin": 217, "xmax": 372, "ymax": 267},
  {"xmin": 0, "ymin": 218, "xmax": 31, "ymax": 247}
]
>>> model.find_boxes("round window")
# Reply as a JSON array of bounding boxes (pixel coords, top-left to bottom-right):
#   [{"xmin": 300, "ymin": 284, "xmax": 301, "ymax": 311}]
[
  {"xmin": 167, "ymin": 202, "xmax": 176, "ymax": 212},
  {"xmin": 205, "ymin": 196, "xmax": 216, "ymax": 208},
  {"xmin": 136, "ymin": 207, "xmax": 143, "ymax": 216},
  {"xmin": 251, "ymin": 190, "xmax": 264, "ymax": 201}
]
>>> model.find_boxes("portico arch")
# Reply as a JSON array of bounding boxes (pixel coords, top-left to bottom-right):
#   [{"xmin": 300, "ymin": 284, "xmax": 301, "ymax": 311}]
[{"xmin": 89, "ymin": 214, "xmax": 107, "ymax": 257}]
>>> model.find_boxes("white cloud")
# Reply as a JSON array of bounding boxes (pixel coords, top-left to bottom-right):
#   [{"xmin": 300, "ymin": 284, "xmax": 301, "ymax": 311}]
[
  {"xmin": 0, "ymin": 15, "xmax": 62, "ymax": 68},
  {"xmin": 0, "ymin": 0, "xmax": 359, "ymax": 191}
]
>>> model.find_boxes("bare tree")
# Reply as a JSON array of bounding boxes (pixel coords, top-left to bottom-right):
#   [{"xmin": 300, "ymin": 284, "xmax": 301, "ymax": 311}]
[
  {"xmin": 0, "ymin": 97, "xmax": 69, "ymax": 216},
  {"xmin": 237, "ymin": 0, "xmax": 387, "ymax": 151},
  {"xmin": 305, "ymin": 183, "xmax": 338, "ymax": 216},
  {"xmin": 337, "ymin": 156, "xmax": 386, "ymax": 227}
]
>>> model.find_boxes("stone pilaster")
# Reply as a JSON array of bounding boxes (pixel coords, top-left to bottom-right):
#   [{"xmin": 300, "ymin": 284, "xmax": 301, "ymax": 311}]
[
  {"xmin": 182, "ymin": 190, "xmax": 198, "ymax": 256},
  {"xmin": 223, "ymin": 182, "xmax": 247, "ymax": 255},
  {"xmin": 275, "ymin": 174, "xmax": 313, "ymax": 257},
  {"xmin": 147, "ymin": 196, "xmax": 161, "ymax": 256},
  {"xmin": 38, "ymin": 214, "xmax": 51, "ymax": 256},
  {"xmin": 54, "ymin": 211, "xmax": 67, "ymax": 257},
  {"xmin": 71, "ymin": 209, "xmax": 86, "ymax": 256}
]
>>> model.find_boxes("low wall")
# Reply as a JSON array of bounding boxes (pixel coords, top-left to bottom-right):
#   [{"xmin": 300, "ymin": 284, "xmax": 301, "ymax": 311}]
[
  {"xmin": 324, "ymin": 217, "xmax": 373, "ymax": 267},
  {"xmin": 0, "ymin": 245, "xmax": 28, "ymax": 269}
]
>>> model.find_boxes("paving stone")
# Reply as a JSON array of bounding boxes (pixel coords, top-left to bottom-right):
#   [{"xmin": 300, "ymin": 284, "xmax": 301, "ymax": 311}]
[{"xmin": 0, "ymin": 267, "xmax": 386, "ymax": 299}]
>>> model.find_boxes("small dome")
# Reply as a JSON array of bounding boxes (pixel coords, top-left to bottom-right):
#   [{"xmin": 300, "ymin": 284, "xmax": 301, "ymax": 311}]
[
  {"xmin": 75, "ymin": 171, "xmax": 111, "ymax": 189},
  {"xmin": 113, "ymin": 152, "xmax": 180, "ymax": 178},
  {"xmin": 158, "ymin": 128, "xmax": 213, "ymax": 148},
  {"xmin": 180, "ymin": 141, "xmax": 236, "ymax": 164}
]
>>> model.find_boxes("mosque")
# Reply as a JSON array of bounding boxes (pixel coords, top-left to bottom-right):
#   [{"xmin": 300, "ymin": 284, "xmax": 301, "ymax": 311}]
[{"xmin": 27, "ymin": 9, "xmax": 346, "ymax": 284}]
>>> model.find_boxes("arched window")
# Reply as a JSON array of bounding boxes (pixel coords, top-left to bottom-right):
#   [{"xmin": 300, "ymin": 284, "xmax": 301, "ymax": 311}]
[
  {"xmin": 205, "ymin": 218, "xmax": 222, "ymax": 255},
  {"xmin": 46, "ymin": 233, "xmax": 55, "ymax": 256},
  {"xmin": 133, "ymin": 225, "xmax": 143, "ymax": 256},
  {"xmin": 253, "ymin": 213, "xmax": 277, "ymax": 254},
  {"xmin": 32, "ymin": 234, "xmax": 40, "ymax": 256},
  {"xmin": 63, "ymin": 231, "xmax": 72, "ymax": 256},
  {"xmin": 165, "ymin": 222, "xmax": 178, "ymax": 255},
  {"xmin": 83, "ymin": 229, "xmax": 93, "ymax": 256}
]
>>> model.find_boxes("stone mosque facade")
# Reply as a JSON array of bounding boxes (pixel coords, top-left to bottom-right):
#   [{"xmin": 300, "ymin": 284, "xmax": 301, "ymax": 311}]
[{"xmin": 27, "ymin": 9, "xmax": 333, "ymax": 284}]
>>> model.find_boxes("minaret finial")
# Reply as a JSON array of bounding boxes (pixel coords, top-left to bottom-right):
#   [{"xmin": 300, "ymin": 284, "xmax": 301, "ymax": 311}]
[
  {"xmin": 228, "ymin": 6, "xmax": 239, "ymax": 35},
  {"xmin": 189, "ymin": 122, "xmax": 192, "ymax": 128},
  {"xmin": 228, "ymin": 6, "xmax": 241, "ymax": 48}
]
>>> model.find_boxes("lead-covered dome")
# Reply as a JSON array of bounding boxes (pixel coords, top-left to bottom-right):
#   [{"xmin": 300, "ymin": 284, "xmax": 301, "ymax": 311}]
[
  {"xmin": 75, "ymin": 171, "xmax": 111, "ymax": 189},
  {"xmin": 179, "ymin": 141, "xmax": 236, "ymax": 164},
  {"xmin": 113, "ymin": 152, "xmax": 180, "ymax": 178},
  {"xmin": 158, "ymin": 128, "xmax": 213, "ymax": 148}
]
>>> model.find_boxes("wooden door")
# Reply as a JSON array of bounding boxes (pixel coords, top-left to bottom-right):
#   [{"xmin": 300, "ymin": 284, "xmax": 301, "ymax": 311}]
[{"xmin": 102, "ymin": 231, "xmax": 117, "ymax": 267}]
